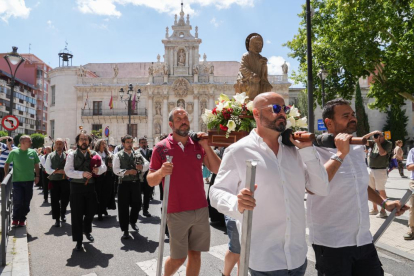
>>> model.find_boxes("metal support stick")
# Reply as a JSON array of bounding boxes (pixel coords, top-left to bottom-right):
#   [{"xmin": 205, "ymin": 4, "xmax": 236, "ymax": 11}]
[
  {"xmin": 239, "ymin": 160, "xmax": 258, "ymax": 276},
  {"xmin": 156, "ymin": 155, "xmax": 173, "ymax": 276},
  {"xmin": 373, "ymin": 189, "xmax": 413, "ymax": 244}
]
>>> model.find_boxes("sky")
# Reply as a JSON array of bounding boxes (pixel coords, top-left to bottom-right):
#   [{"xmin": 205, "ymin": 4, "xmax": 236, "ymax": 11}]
[{"xmin": 0, "ymin": 0, "xmax": 306, "ymax": 81}]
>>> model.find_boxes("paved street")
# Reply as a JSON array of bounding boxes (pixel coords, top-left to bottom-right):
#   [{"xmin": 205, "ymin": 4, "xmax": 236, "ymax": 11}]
[{"xmin": 25, "ymin": 169, "xmax": 414, "ymax": 276}]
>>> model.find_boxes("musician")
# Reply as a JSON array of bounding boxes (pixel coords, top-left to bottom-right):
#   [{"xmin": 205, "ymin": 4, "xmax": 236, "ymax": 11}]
[
  {"xmin": 307, "ymin": 99, "xmax": 408, "ymax": 275},
  {"xmin": 64, "ymin": 131, "xmax": 107, "ymax": 251},
  {"xmin": 139, "ymin": 137, "xmax": 153, "ymax": 217},
  {"xmin": 94, "ymin": 139, "xmax": 114, "ymax": 220},
  {"xmin": 40, "ymin": 146, "xmax": 52, "ymax": 203},
  {"xmin": 113, "ymin": 134, "xmax": 149, "ymax": 239},
  {"xmin": 44, "ymin": 138, "xmax": 70, "ymax": 227}
]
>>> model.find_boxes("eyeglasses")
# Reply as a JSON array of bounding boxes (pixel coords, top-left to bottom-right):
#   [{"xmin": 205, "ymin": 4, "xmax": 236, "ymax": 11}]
[{"xmin": 262, "ymin": 104, "xmax": 290, "ymax": 115}]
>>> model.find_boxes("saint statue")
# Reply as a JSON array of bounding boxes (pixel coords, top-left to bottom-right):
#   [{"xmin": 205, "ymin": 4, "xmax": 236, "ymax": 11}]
[
  {"xmin": 203, "ymin": 53, "xmax": 207, "ymax": 62},
  {"xmin": 155, "ymin": 102, "xmax": 161, "ymax": 115},
  {"xmin": 234, "ymin": 33, "xmax": 273, "ymax": 100},
  {"xmin": 282, "ymin": 61, "xmax": 288, "ymax": 75},
  {"xmin": 163, "ymin": 63, "xmax": 169, "ymax": 75},
  {"xmin": 148, "ymin": 65, "xmax": 153, "ymax": 76},
  {"xmin": 178, "ymin": 50, "xmax": 186, "ymax": 66},
  {"xmin": 113, "ymin": 64, "xmax": 119, "ymax": 78},
  {"xmin": 193, "ymin": 64, "xmax": 199, "ymax": 75},
  {"xmin": 210, "ymin": 65, "xmax": 214, "ymax": 74},
  {"xmin": 157, "ymin": 54, "xmax": 161, "ymax": 63}
]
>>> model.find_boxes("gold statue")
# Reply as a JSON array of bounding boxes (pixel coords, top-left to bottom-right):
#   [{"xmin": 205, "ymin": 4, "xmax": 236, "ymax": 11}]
[{"xmin": 234, "ymin": 33, "xmax": 273, "ymax": 100}]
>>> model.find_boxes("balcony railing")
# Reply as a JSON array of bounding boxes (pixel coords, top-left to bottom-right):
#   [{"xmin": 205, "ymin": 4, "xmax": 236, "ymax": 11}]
[{"xmin": 81, "ymin": 108, "xmax": 147, "ymax": 117}]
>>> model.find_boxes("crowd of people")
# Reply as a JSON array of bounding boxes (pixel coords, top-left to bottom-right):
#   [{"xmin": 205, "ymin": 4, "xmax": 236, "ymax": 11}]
[{"xmin": 1, "ymin": 92, "xmax": 413, "ymax": 275}]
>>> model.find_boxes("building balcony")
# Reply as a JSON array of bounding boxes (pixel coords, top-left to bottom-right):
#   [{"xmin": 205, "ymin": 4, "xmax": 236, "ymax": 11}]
[{"xmin": 81, "ymin": 108, "xmax": 147, "ymax": 117}]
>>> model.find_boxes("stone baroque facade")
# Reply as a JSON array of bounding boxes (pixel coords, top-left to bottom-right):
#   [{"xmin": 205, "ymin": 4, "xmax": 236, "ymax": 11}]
[{"xmin": 48, "ymin": 5, "xmax": 290, "ymax": 147}]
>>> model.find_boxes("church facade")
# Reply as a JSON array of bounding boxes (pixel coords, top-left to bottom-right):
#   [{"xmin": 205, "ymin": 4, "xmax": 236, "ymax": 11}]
[{"xmin": 47, "ymin": 6, "xmax": 290, "ymax": 146}]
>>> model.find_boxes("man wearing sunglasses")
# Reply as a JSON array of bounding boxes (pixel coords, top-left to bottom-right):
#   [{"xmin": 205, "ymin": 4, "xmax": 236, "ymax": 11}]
[{"xmin": 210, "ymin": 92, "xmax": 330, "ymax": 276}]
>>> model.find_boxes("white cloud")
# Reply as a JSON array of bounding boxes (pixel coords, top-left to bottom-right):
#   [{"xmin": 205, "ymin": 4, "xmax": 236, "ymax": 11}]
[
  {"xmin": 266, "ymin": 40, "xmax": 271, "ymax": 44},
  {"xmin": 267, "ymin": 56, "xmax": 290, "ymax": 75},
  {"xmin": 210, "ymin": 17, "xmax": 222, "ymax": 27},
  {"xmin": 34, "ymin": 2, "xmax": 41, "ymax": 8},
  {"xmin": 0, "ymin": 0, "xmax": 31, "ymax": 23},
  {"xmin": 76, "ymin": 0, "xmax": 255, "ymax": 17}
]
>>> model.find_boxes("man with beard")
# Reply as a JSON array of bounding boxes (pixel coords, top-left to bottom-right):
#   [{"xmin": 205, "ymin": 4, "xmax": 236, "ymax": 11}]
[
  {"xmin": 148, "ymin": 107, "xmax": 221, "ymax": 276},
  {"xmin": 113, "ymin": 135, "xmax": 149, "ymax": 239},
  {"xmin": 139, "ymin": 137, "xmax": 153, "ymax": 217},
  {"xmin": 44, "ymin": 138, "xmax": 70, "ymax": 227},
  {"xmin": 306, "ymin": 99, "xmax": 408, "ymax": 275},
  {"xmin": 64, "ymin": 131, "xmax": 107, "ymax": 251},
  {"xmin": 209, "ymin": 92, "xmax": 330, "ymax": 276}
]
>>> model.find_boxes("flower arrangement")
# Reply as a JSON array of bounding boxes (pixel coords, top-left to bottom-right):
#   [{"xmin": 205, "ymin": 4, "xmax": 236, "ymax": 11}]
[
  {"xmin": 202, "ymin": 93, "xmax": 255, "ymax": 138},
  {"xmin": 202, "ymin": 93, "xmax": 308, "ymax": 138}
]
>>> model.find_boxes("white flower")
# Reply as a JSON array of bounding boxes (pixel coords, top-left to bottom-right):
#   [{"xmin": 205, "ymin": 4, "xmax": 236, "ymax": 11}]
[
  {"xmin": 287, "ymin": 116, "xmax": 296, "ymax": 128},
  {"xmin": 233, "ymin": 92, "xmax": 249, "ymax": 105},
  {"xmin": 202, "ymin": 109, "xmax": 214, "ymax": 123},
  {"xmin": 224, "ymin": 101, "xmax": 232, "ymax": 108},
  {"xmin": 227, "ymin": 120, "xmax": 236, "ymax": 132},
  {"xmin": 216, "ymin": 102, "xmax": 224, "ymax": 112},
  {"xmin": 246, "ymin": 101, "xmax": 254, "ymax": 111},
  {"xmin": 289, "ymin": 105, "xmax": 300, "ymax": 118},
  {"xmin": 296, "ymin": 116, "xmax": 308, "ymax": 128},
  {"xmin": 219, "ymin": 94, "xmax": 230, "ymax": 102}
]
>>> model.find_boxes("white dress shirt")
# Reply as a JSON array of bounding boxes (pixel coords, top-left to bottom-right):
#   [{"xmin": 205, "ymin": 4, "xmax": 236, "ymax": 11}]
[
  {"xmin": 64, "ymin": 150, "xmax": 107, "ymax": 179},
  {"xmin": 112, "ymin": 151, "xmax": 149, "ymax": 177},
  {"xmin": 44, "ymin": 152, "xmax": 65, "ymax": 175},
  {"xmin": 40, "ymin": 155, "xmax": 47, "ymax": 167},
  {"xmin": 406, "ymin": 148, "xmax": 414, "ymax": 180},
  {"xmin": 307, "ymin": 145, "xmax": 372, "ymax": 248},
  {"xmin": 209, "ymin": 130, "xmax": 329, "ymax": 271}
]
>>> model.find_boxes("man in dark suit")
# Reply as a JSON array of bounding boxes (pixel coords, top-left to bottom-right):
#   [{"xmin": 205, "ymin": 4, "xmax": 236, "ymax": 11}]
[{"xmin": 139, "ymin": 137, "xmax": 153, "ymax": 217}]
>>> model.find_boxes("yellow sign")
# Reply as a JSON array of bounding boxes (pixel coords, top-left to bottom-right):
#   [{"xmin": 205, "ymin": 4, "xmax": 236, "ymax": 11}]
[{"xmin": 384, "ymin": 131, "xmax": 391, "ymax": 140}]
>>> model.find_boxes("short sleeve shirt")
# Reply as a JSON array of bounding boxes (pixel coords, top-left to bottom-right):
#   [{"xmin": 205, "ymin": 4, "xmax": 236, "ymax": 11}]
[
  {"xmin": 367, "ymin": 140, "xmax": 392, "ymax": 168},
  {"xmin": 6, "ymin": 148, "xmax": 40, "ymax": 182},
  {"xmin": 149, "ymin": 134, "xmax": 207, "ymax": 214}
]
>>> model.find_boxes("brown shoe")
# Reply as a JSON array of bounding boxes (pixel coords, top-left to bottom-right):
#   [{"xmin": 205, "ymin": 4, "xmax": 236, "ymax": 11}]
[{"xmin": 403, "ymin": 231, "xmax": 414, "ymax": 240}]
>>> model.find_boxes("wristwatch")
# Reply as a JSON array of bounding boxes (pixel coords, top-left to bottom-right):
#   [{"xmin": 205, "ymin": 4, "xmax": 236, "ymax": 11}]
[{"xmin": 330, "ymin": 154, "xmax": 343, "ymax": 164}]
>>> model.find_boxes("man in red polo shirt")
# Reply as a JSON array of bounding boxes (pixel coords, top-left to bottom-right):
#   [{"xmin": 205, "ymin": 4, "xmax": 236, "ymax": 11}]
[{"xmin": 148, "ymin": 107, "xmax": 221, "ymax": 276}]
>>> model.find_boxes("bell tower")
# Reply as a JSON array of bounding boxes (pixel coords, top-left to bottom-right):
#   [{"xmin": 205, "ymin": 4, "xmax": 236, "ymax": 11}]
[{"xmin": 162, "ymin": 1, "xmax": 202, "ymax": 76}]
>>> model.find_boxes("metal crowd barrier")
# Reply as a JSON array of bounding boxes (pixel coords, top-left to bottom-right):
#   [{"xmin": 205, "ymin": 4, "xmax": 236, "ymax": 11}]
[{"xmin": 1, "ymin": 169, "xmax": 13, "ymax": 266}]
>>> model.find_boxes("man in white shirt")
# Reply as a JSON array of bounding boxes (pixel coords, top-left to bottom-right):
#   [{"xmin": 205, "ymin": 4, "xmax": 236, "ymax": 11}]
[
  {"xmin": 308, "ymin": 99, "xmax": 408, "ymax": 275},
  {"xmin": 210, "ymin": 92, "xmax": 330, "ymax": 276},
  {"xmin": 41, "ymin": 146, "xmax": 52, "ymax": 203}
]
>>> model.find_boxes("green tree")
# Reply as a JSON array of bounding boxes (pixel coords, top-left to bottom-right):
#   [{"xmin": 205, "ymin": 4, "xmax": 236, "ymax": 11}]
[
  {"xmin": 284, "ymin": 0, "xmax": 414, "ymax": 111},
  {"xmin": 92, "ymin": 129, "xmax": 102, "ymax": 139},
  {"xmin": 13, "ymin": 134, "xmax": 23, "ymax": 147},
  {"xmin": 382, "ymin": 106, "xmax": 408, "ymax": 144},
  {"xmin": 0, "ymin": 130, "xmax": 8, "ymax": 137},
  {"xmin": 354, "ymin": 82, "xmax": 370, "ymax": 136},
  {"xmin": 30, "ymin": 133, "xmax": 46, "ymax": 149}
]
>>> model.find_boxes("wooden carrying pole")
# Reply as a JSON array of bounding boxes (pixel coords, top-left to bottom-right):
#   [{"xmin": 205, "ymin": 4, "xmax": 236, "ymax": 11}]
[
  {"xmin": 373, "ymin": 189, "xmax": 413, "ymax": 244},
  {"xmin": 239, "ymin": 160, "xmax": 258, "ymax": 276},
  {"xmin": 156, "ymin": 155, "xmax": 173, "ymax": 276}
]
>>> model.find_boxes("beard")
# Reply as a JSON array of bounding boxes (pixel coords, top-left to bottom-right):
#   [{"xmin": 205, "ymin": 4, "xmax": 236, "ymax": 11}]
[
  {"xmin": 78, "ymin": 143, "xmax": 88, "ymax": 150},
  {"xmin": 260, "ymin": 113, "xmax": 287, "ymax": 133},
  {"xmin": 175, "ymin": 124, "xmax": 190, "ymax": 137},
  {"xmin": 346, "ymin": 121, "xmax": 357, "ymax": 133}
]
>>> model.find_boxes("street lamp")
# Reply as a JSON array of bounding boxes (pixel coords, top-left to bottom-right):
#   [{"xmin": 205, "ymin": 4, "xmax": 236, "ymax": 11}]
[
  {"xmin": 3, "ymin": 46, "xmax": 25, "ymax": 136},
  {"xmin": 119, "ymin": 84, "xmax": 141, "ymax": 135},
  {"xmin": 318, "ymin": 65, "xmax": 328, "ymax": 107},
  {"xmin": 306, "ymin": 0, "xmax": 314, "ymax": 133}
]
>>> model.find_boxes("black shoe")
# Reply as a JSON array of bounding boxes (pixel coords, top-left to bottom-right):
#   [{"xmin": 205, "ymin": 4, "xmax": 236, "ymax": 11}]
[
  {"xmin": 84, "ymin": 233, "xmax": 94, "ymax": 242},
  {"xmin": 98, "ymin": 215, "xmax": 103, "ymax": 221},
  {"xmin": 130, "ymin": 223, "xmax": 139, "ymax": 231},
  {"xmin": 143, "ymin": 211, "xmax": 152, "ymax": 217},
  {"xmin": 61, "ymin": 215, "xmax": 66, "ymax": 222},
  {"xmin": 122, "ymin": 231, "xmax": 130, "ymax": 239},
  {"xmin": 54, "ymin": 220, "xmax": 60, "ymax": 227},
  {"xmin": 75, "ymin": 242, "xmax": 83, "ymax": 251},
  {"xmin": 165, "ymin": 226, "xmax": 169, "ymax": 238},
  {"xmin": 401, "ymin": 176, "xmax": 408, "ymax": 178},
  {"xmin": 44, "ymin": 199, "xmax": 48, "ymax": 203},
  {"xmin": 103, "ymin": 210, "xmax": 108, "ymax": 216}
]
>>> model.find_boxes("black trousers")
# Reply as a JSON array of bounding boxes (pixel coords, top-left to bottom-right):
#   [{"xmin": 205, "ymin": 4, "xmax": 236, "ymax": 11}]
[
  {"xmin": 117, "ymin": 181, "xmax": 141, "ymax": 231},
  {"xmin": 141, "ymin": 182, "xmax": 153, "ymax": 212},
  {"xmin": 50, "ymin": 179, "xmax": 70, "ymax": 220},
  {"xmin": 70, "ymin": 189, "xmax": 97, "ymax": 242},
  {"xmin": 95, "ymin": 174, "xmax": 113, "ymax": 216},
  {"xmin": 42, "ymin": 170, "xmax": 49, "ymax": 200},
  {"xmin": 312, "ymin": 243, "xmax": 384, "ymax": 276}
]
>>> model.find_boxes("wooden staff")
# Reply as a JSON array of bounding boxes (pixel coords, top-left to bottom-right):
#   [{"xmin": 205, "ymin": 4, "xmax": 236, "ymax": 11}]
[
  {"xmin": 156, "ymin": 155, "xmax": 173, "ymax": 276},
  {"xmin": 239, "ymin": 160, "xmax": 258, "ymax": 276}
]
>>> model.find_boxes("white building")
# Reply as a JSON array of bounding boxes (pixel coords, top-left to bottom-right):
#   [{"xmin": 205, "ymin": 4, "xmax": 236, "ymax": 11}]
[{"xmin": 48, "ymin": 5, "xmax": 290, "ymax": 147}]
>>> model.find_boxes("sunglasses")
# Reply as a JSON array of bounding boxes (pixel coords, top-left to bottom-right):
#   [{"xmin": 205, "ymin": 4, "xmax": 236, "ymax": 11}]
[{"xmin": 262, "ymin": 104, "xmax": 291, "ymax": 115}]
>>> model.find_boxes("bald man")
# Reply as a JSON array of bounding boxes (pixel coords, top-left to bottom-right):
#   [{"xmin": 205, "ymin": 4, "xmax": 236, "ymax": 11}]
[{"xmin": 210, "ymin": 92, "xmax": 331, "ymax": 276}]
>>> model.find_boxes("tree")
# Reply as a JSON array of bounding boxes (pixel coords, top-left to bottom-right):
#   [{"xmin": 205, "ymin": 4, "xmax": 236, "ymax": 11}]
[
  {"xmin": 382, "ymin": 106, "xmax": 408, "ymax": 144},
  {"xmin": 13, "ymin": 134, "xmax": 22, "ymax": 147},
  {"xmin": 30, "ymin": 133, "xmax": 46, "ymax": 149},
  {"xmin": 296, "ymin": 89, "xmax": 309, "ymax": 117},
  {"xmin": 284, "ymin": 0, "xmax": 414, "ymax": 111},
  {"xmin": 92, "ymin": 129, "xmax": 102, "ymax": 139},
  {"xmin": 0, "ymin": 130, "xmax": 8, "ymax": 137},
  {"xmin": 354, "ymin": 82, "xmax": 370, "ymax": 136}
]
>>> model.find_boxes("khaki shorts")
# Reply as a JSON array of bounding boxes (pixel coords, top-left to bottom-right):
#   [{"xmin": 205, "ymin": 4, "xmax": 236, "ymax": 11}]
[
  {"xmin": 368, "ymin": 168, "xmax": 387, "ymax": 191},
  {"xmin": 167, "ymin": 207, "xmax": 210, "ymax": 259}
]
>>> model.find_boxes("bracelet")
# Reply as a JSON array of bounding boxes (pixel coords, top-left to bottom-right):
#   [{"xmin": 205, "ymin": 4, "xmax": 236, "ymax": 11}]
[{"xmin": 381, "ymin": 198, "xmax": 390, "ymax": 209}]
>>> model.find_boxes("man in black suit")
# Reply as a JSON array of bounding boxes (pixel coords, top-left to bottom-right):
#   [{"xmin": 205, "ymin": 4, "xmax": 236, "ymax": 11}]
[{"xmin": 139, "ymin": 137, "xmax": 153, "ymax": 217}]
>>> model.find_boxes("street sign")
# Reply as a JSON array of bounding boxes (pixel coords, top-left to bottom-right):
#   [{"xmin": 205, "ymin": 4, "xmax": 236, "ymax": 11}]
[
  {"xmin": 384, "ymin": 131, "xmax": 391, "ymax": 140},
  {"xmin": 1, "ymin": 115, "xmax": 19, "ymax": 131},
  {"xmin": 317, "ymin": 119, "xmax": 327, "ymax": 131},
  {"xmin": 104, "ymin": 126, "xmax": 110, "ymax": 137}
]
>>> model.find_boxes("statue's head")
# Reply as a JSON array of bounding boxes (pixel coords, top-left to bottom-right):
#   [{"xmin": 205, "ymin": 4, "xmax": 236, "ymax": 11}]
[{"xmin": 245, "ymin": 33, "xmax": 264, "ymax": 54}]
